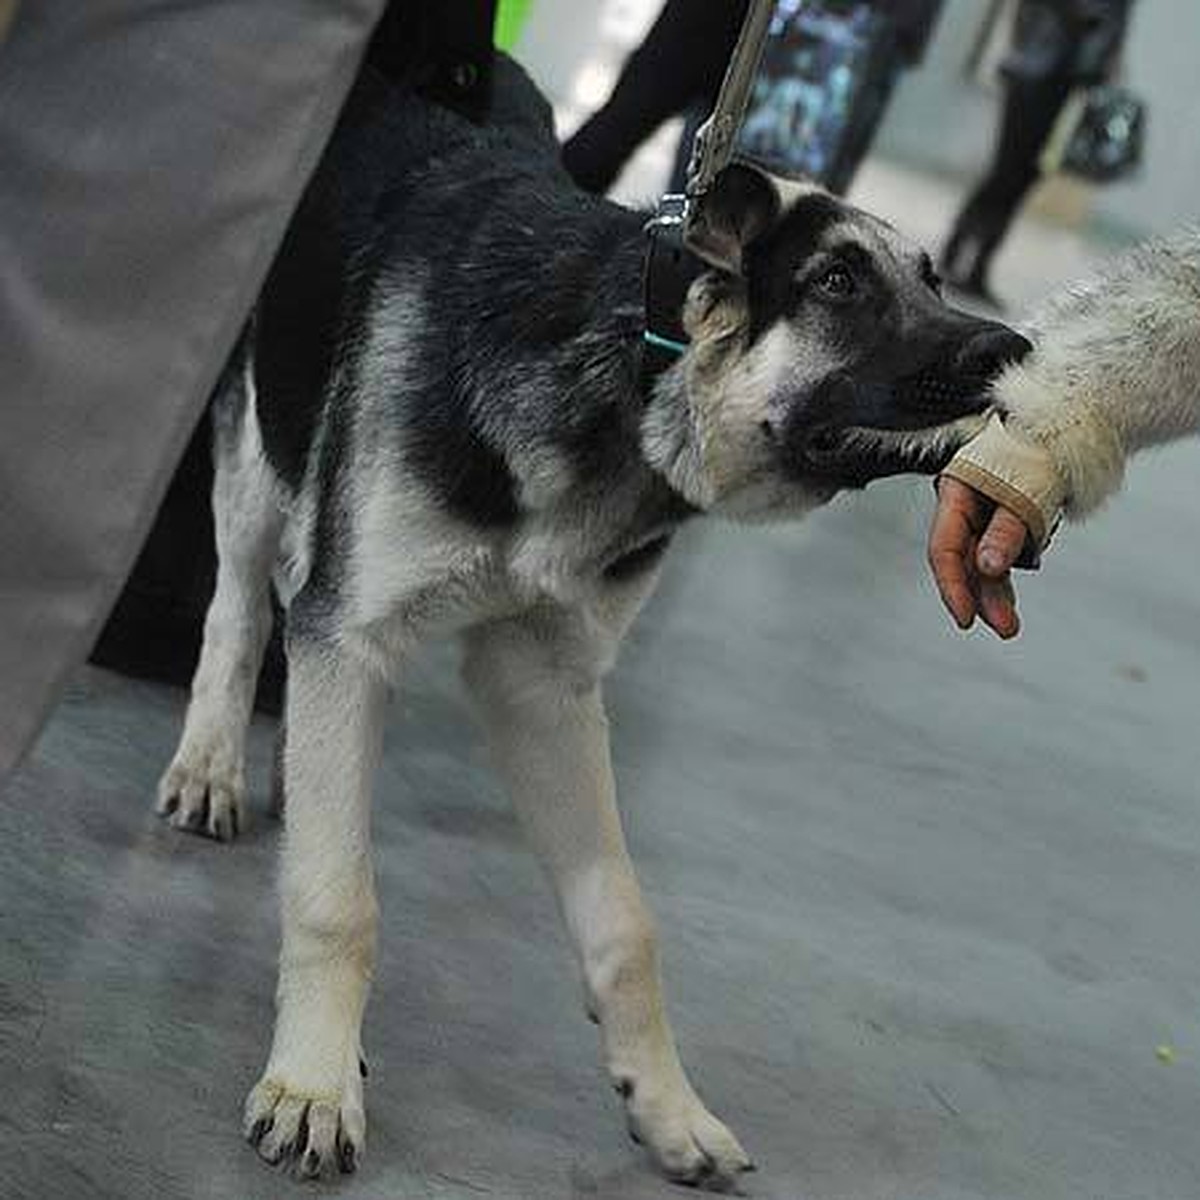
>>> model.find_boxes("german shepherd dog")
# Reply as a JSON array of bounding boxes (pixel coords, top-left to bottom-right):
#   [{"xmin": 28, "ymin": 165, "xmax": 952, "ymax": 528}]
[{"xmin": 157, "ymin": 60, "xmax": 1030, "ymax": 1186}]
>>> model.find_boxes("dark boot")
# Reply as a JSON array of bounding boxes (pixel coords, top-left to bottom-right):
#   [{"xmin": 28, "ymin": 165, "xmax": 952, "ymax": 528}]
[{"xmin": 940, "ymin": 221, "xmax": 1004, "ymax": 312}]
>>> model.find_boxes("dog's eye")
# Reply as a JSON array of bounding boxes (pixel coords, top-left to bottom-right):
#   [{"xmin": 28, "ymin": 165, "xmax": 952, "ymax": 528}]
[{"xmin": 815, "ymin": 264, "xmax": 857, "ymax": 301}]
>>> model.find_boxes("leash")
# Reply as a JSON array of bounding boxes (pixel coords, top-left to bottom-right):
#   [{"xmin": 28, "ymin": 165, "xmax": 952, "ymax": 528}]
[
  {"xmin": 682, "ymin": 0, "xmax": 775, "ymax": 205},
  {"xmin": 640, "ymin": 0, "xmax": 775, "ymax": 387}
]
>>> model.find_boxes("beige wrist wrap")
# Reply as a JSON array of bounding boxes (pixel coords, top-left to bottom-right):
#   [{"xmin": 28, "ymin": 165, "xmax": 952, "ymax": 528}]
[{"xmin": 941, "ymin": 414, "xmax": 1067, "ymax": 552}]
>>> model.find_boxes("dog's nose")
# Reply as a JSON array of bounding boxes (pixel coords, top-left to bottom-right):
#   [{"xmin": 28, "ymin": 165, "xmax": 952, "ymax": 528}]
[{"xmin": 954, "ymin": 327, "xmax": 1033, "ymax": 379}]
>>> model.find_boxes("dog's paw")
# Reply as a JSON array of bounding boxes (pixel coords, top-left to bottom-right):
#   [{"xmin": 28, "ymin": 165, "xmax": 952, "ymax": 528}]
[
  {"xmin": 244, "ymin": 1064, "xmax": 365, "ymax": 1179},
  {"xmin": 621, "ymin": 1076, "xmax": 753, "ymax": 1190},
  {"xmin": 155, "ymin": 755, "xmax": 245, "ymax": 841}
]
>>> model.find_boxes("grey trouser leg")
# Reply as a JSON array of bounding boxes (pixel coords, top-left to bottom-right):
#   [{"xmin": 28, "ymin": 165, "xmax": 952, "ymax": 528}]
[{"xmin": 0, "ymin": 0, "xmax": 386, "ymax": 778}]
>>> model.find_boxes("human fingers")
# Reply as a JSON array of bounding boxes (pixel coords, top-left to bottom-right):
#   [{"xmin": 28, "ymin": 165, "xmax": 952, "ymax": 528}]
[
  {"xmin": 977, "ymin": 505, "xmax": 1033, "ymax": 578},
  {"xmin": 978, "ymin": 571, "xmax": 1020, "ymax": 639},
  {"xmin": 928, "ymin": 478, "xmax": 987, "ymax": 629}
]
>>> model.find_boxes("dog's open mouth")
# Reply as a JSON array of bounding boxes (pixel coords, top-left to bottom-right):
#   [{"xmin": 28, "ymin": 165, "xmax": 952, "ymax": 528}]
[{"xmin": 799, "ymin": 409, "xmax": 991, "ymax": 488}]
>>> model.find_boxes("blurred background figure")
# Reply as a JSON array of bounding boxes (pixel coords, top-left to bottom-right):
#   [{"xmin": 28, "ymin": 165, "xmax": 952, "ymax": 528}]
[
  {"xmin": 562, "ymin": 0, "xmax": 944, "ymax": 196},
  {"xmin": 560, "ymin": 0, "xmax": 748, "ymax": 193},
  {"xmin": 939, "ymin": 0, "xmax": 1136, "ymax": 307},
  {"xmin": 735, "ymin": 0, "xmax": 944, "ymax": 194}
]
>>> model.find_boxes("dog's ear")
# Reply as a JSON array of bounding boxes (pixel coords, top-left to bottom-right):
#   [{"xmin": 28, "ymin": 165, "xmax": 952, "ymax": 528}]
[{"xmin": 686, "ymin": 163, "xmax": 780, "ymax": 275}]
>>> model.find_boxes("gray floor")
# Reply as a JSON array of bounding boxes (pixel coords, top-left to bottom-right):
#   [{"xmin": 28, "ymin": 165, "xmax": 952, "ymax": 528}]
[{"xmin": 4, "ymin": 432, "xmax": 1199, "ymax": 1200}]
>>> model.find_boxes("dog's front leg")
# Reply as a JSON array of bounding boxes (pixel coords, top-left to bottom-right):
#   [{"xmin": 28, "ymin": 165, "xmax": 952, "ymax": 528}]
[
  {"xmin": 464, "ymin": 613, "xmax": 752, "ymax": 1188},
  {"xmin": 245, "ymin": 632, "xmax": 385, "ymax": 1178}
]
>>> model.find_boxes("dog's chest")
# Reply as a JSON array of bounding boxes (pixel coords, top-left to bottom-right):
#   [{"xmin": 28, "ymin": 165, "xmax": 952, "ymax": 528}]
[{"xmin": 342, "ymin": 499, "xmax": 651, "ymax": 651}]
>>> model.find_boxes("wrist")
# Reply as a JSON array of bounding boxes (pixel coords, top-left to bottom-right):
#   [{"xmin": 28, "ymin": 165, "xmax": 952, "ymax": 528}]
[
  {"xmin": 941, "ymin": 414, "xmax": 1066, "ymax": 552},
  {"xmin": 992, "ymin": 359, "xmax": 1127, "ymax": 518}
]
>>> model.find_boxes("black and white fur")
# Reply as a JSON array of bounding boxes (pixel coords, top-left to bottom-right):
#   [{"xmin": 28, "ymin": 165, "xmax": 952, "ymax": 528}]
[{"xmin": 157, "ymin": 61, "xmax": 1030, "ymax": 1186}]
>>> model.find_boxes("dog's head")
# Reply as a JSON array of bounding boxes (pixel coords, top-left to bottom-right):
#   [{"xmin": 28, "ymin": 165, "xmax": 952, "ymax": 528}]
[{"xmin": 652, "ymin": 166, "xmax": 1031, "ymax": 518}]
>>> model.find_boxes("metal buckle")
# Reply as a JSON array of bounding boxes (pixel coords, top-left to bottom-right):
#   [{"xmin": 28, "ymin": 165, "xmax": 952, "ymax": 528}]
[{"xmin": 641, "ymin": 194, "xmax": 702, "ymax": 381}]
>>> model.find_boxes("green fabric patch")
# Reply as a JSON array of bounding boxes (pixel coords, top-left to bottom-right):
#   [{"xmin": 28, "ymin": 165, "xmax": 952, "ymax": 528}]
[{"xmin": 494, "ymin": 0, "xmax": 533, "ymax": 52}]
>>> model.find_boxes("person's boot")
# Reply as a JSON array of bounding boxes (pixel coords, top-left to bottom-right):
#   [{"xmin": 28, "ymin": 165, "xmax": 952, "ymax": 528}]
[
  {"xmin": 940, "ymin": 231, "xmax": 1004, "ymax": 312},
  {"xmin": 955, "ymin": 269, "xmax": 1004, "ymax": 312},
  {"xmin": 938, "ymin": 213, "xmax": 977, "ymax": 283}
]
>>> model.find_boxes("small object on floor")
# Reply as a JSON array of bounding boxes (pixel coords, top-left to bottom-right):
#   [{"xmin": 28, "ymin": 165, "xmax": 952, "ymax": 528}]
[{"xmin": 1155, "ymin": 1044, "xmax": 1175, "ymax": 1064}]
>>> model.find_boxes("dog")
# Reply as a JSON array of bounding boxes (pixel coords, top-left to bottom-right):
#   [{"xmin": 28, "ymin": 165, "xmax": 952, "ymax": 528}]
[{"xmin": 155, "ymin": 59, "xmax": 1030, "ymax": 1187}]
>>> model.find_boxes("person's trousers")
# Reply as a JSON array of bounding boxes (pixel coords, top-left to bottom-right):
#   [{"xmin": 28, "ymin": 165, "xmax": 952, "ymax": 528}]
[
  {"xmin": 561, "ymin": 0, "xmax": 748, "ymax": 194},
  {"xmin": 0, "ymin": 0, "xmax": 387, "ymax": 779},
  {"xmin": 944, "ymin": 71, "xmax": 1075, "ymax": 281}
]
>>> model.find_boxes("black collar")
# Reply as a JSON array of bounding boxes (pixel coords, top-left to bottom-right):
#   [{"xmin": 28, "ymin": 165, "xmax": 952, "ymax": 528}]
[{"xmin": 639, "ymin": 195, "xmax": 707, "ymax": 394}]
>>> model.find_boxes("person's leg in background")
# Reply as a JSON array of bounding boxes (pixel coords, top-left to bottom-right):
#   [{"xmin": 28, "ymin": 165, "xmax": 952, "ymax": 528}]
[
  {"xmin": 940, "ymin": 70, "xmax": 1074, "ymax": 306},
  {"xmin": 823, "ymin": 59, "xmax": 902, "ymax": 196},
  {"xmin": 561, "ymin": 0, "xmax": 748, "ymax": 194},
  {"xmin": 0, "ymin": 0, "xmax": 388, "ymax": 781}
]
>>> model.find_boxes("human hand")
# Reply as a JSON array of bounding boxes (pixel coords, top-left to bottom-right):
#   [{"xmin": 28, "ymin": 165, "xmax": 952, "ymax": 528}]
[{"xmin": 927, "ymin": 476, "xmax": 1032, "ymax": 639}]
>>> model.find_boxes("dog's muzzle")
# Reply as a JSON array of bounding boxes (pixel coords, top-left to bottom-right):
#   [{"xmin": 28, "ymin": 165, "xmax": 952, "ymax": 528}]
[
  {"xmin": 782, "ymin": 327, "xmax": 1033, "ymax": 488},
  {"xmin": 792, "ymin": 412, "xmax": 993, "ymax": 488}
]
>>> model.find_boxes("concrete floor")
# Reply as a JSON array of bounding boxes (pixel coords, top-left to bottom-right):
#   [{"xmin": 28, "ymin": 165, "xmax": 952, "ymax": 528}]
[
  {"xmin": 5, "ymin": 417, "xmax": 1200, "ymax": 1200},
  {"xmin": 3, "ymin": 122, "xmax": 1199, "ymax": 1200}
]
